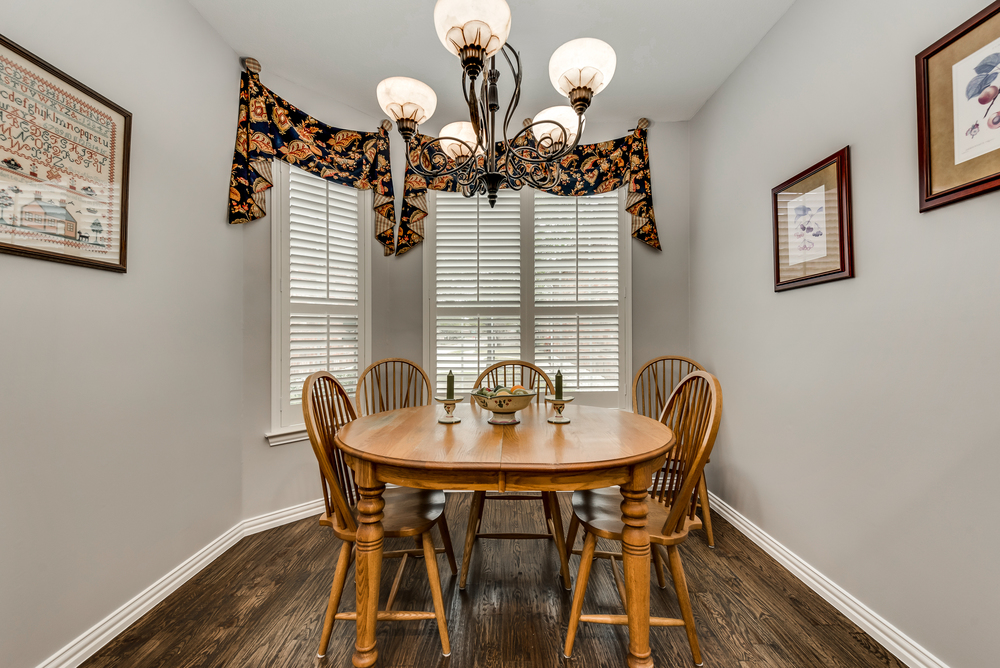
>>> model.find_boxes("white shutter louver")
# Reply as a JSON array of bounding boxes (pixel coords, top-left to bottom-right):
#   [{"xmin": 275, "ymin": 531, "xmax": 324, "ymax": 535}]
[
  {"xmin": 287, "ymin": 167, "xmax": 363, "ymax": 403},
  {"xmin": 534, "ymin": 315, "xmax": 620, "ymax": 392}
]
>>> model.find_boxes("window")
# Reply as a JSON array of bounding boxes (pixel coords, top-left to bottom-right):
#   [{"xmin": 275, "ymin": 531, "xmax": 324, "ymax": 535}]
[
  {"xmin": 271, "ymin": 162, "xmax": 371, "ymax": 433},
  {"xmin": 424, "ymin": 189, "xmax": 630, "ymax": 408}
]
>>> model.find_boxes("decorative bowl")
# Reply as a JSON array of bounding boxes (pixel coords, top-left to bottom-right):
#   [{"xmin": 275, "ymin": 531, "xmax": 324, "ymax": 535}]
[{"xmin": 472, "ymin": 392, "xmax": 535, "ymax": 425}]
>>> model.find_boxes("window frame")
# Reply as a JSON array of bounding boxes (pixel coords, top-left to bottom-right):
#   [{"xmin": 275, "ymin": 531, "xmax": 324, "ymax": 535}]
[
  {"xmin": 267, "ymin": 160, "xmax": 373, "ymax": 445},
  {"xmin": 423, "ymin": 187, "xmax": 632, "ymax": 409}
]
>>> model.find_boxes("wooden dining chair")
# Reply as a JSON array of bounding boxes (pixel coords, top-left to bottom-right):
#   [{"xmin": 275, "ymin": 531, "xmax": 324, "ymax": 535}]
[
  {"xmin": 563, "ymin": 371, "xmax": 723, "ymax": 665},
  {"xmin": 633, "ymin": 355, "xmax": 715, "ymax": 547},
  {"xmin": 355, "ymin": 357, "xmax": 433, "ymax": 417},
  {"xmin": 302, "ymin": 371, "xmax": 457, "ymax": 659},
  {"xmin": 460, "ymin": 360, "xmax": 572, "ymax": 590}
]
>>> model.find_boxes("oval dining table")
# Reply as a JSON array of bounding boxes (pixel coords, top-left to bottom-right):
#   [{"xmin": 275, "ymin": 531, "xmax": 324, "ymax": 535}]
[{"xmin": 335, "ymin": 400, "xmax": 675, "ymax": 668}]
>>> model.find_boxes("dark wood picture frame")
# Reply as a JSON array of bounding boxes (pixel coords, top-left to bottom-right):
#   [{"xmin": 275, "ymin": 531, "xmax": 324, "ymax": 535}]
[
  {"xmin": 772, "ymin": 147, "xmax": 854, "ymax": 292},
  {"xmin": 917, "ymin": 1, "xmax": 1000, "ymax": 212},
  {"xmin": 0, "ymin": 33, "xmax": 131, "ymax": 272}
]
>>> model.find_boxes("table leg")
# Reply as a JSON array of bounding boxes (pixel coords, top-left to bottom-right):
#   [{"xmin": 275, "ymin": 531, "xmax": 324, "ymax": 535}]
[
  {"xmin": 353, "ymin": 463, "xmax": 385, "ymax": 668},
  {"xmin": 621, "ymin": 477, "xmax": 654, "ymax": 668}
]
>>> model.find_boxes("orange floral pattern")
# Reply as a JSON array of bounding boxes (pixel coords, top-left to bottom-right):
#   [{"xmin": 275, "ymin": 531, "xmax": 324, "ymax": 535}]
[
  {"xmin": 396, "ymin": 127, "xmax": 659, "ymax": 255},
  {"xmin": 229, "ymin": 71, "xmax": 396, "ymax": 255}
]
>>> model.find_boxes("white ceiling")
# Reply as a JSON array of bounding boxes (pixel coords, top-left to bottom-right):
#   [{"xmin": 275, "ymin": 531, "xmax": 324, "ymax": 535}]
[{"xmin": 188, "ymin": 0, "xmax": 794, "ymax": 132}]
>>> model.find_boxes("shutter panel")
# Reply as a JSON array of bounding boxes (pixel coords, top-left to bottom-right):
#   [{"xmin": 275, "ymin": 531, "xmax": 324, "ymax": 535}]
[
  {"xmin": 534, "ymin": 191, "xmax": 618, "ymax": 306},
  {"xmin": 286, "ymin": 167, "xmax": 363, "ymax": 404},
  {"xmin": 534, "ymin": 315, "xmax": 620, "ymax": 392},
  {"xmin": 433, "ymin": 190, "xmax": 521, "ymax": 392}
]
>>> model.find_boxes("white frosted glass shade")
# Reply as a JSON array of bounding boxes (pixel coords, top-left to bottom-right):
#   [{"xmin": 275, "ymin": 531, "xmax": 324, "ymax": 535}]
[
  {"xmin": 434, "ymin": 0, "xmax": 511, "ymax": 58},
  {"xmin": 548, "ymin": 38, "xmax": 617, "ymax": 97},
  {"xmin": 376, "ymin": 77, "xmax": 437, "ymax": 124},
  {"xmin": 439, "ymin": 121, "xmax": 481, "ymax": 159},
  {"xmin": 532, "ymin": 106, "xmax": 585, "ymax": 147}
]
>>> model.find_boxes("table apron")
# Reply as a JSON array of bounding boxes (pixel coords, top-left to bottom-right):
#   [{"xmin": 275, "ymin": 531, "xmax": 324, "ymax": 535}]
[{"xmin": 346, "ymin": 457, "xmax": 666, "ymax": 493}]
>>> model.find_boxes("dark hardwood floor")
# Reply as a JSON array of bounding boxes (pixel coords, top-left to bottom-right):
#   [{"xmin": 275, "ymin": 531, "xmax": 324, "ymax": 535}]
[{"xmin": 81, "ymin": 493, "xmax": 905, "ymax": 667}]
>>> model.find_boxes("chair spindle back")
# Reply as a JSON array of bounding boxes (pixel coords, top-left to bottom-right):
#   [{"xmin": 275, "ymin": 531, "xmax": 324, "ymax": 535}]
[
  {"xmin": 471, "ymin": 361, "xmax": 554, "ymax": 404},
  {"xmin": 651, "ymin": 371, "xmax": 723, "ymax": 538},
  {"xmin": 355, "ymin": 358, "xmax": 432, "ymax": 417},
  {"xmin": 633, "ymin": 356, "xmax": 705, "ymax": 419},
  {"xmin": 303, "ymin": 371, "xmax": 360, "ymax": 532}
]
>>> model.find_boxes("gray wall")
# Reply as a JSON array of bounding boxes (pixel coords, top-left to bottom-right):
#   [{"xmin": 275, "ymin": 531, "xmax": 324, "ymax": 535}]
[
  {"xmin": 689, "ymin": 1, "xmax": 1000, "ymax": 666},
  {"xmin": 0, "ymin": 2, "xmax": 244, "ymax": 667}
]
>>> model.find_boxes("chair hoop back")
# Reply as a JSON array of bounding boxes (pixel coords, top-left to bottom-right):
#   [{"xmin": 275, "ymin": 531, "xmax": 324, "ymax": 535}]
[
  {"xmin": 652, "ymin": 370, "xmax": 723, "ymax": 537},
  {"xmin": 303, "ymin": 371, "xmax": 360, "ymax": 533},
  {"xmin": 471, "ymin": 360, "xmax": 554, "ymax": 404},
  {"xmin": 355, "ymin": 358, "xmax": 432, "ymax": 417},
  {"xmin": 633, "ymin": 355, "xmax": 705, "ymax": 419}
]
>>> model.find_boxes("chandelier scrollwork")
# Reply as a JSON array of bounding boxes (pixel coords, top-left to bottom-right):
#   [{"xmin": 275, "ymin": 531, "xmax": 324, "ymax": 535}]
[{"xmin": 376, "ymin": 0, "xmax": 616, "ymax": 207}]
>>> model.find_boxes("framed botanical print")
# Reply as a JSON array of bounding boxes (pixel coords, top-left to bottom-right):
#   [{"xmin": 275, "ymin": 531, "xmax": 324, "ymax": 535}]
[
  {"xmin": 0, "ymin": 33, "xmax": 131, "ymax": 271},
  {"xmin": 917, "ymin": 1, "xmax": 1000, "ymax": 212},
  {"xmin": 772, "ymin": 147, "xmax": 854, "ymax": 292}
]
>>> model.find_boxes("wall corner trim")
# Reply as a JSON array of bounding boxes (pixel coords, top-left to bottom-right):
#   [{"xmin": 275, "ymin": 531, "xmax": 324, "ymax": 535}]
[
  {"xmin": 707, "ymin": 492, "xmax": 950, "ymax": 668},
  {"xmin": 34, "ymin": 498, "xmax": 325, "ymax": 668}
]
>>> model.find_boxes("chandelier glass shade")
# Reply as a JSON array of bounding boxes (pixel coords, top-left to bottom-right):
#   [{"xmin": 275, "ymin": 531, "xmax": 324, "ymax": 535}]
[{"xmin": 378, "ymin": 0, "xmax": 616, "ymax": 207}]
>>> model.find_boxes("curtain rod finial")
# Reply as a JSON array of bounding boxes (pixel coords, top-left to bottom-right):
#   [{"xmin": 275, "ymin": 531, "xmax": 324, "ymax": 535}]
[
  {"xmin": 381, "ymin": 119, "xmax": 392, "ymax": 132},
  {"xmin": 636, "ymin": 118, "xmax": 650, "ymax": 129},
  {"xmin": 241, "ymin": 57, "xmax": 262, "ymax": 74}
]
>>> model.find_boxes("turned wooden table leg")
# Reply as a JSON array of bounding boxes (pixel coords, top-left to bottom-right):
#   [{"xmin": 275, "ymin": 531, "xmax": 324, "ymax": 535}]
[
  {"xmin": 621, "ymin": 475, "xmax": 654, "ymax": 668},
  {"xmin": 353, "ymin": 463, "xmax": 385, "ymax": 668}
]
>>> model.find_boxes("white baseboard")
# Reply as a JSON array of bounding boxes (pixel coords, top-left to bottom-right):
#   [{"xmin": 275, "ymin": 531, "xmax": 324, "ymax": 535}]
[
  {"xmin": 35, "ymin": 498, "xmax": 326, "ymax": 668},
  {"xmin": 707, "ymin": 492, "xmax": 949, "ymax": 668}
]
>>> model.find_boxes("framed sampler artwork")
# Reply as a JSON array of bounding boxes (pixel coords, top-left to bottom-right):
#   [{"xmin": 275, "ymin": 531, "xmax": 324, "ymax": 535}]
[
  {"xmin": 0, "ymin": 33, "xmax": 131, "ymax": 272},
  {"xmin": 771, "ymin": 147, "xmax": 854, "ymax": 292},
  {"xmin": 917, "ymin": 1, "xmax": 1000, "ymax": 212}
]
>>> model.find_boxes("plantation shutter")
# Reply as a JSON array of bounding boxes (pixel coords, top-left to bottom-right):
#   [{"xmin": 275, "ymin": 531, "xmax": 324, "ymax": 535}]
[
  {"xmin": 533, "ymin": 191, "xmax": 621, "ymax": 393},
  {"xmin": 432, "ymin": 189, "xmax": 521, "ymax": 393},
  {"xmin": 280, "ymin": 165, "xmax": 367, "ymax": 426}
]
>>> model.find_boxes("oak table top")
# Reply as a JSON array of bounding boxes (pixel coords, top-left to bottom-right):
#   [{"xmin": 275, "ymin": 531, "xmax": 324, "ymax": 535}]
[{"xmin": 335, "ymin": 401, "xmax": 674, "ymax": 668}]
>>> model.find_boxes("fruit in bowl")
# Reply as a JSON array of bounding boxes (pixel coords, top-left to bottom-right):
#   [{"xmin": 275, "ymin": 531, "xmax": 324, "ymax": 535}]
[{"xmin": 473, "ymin": 386, "xmax": 535, "ymax": 424}]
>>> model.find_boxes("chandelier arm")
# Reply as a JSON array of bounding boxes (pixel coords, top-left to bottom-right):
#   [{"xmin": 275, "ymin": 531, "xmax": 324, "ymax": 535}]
[
  {"xmin": 499, "ymin": 44, "xmax": 522, "ymax": 147},
  {"xmin": 405, "ymin": 135, "xmax": 480, "ymax": 179}
]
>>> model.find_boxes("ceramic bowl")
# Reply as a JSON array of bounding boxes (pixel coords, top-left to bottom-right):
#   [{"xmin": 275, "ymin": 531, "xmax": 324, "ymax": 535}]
[{"xmin": 472, "ymin": 392, "xmax": 535, "ymax": 424}]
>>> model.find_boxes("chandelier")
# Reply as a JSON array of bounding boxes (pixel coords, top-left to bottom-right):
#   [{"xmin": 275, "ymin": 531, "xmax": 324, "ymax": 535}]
[{"xmin": 376, "ymin": 0, "xmax": 616, "ymax": 207}]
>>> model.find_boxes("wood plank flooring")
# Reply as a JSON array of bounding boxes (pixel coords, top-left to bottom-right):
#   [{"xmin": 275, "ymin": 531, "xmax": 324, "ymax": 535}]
[{"xmin": 81, "ymin": 493, "xmax": 906, "ymax": 667}]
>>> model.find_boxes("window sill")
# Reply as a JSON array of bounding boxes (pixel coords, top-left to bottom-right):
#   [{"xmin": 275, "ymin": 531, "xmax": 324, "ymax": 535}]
[{"xmin": 265, "ymin": 425, "xmax": 309, "ymax": 447}]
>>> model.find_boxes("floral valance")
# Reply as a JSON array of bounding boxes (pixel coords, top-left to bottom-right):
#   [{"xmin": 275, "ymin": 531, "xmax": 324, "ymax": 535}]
[
  {"xmin": 395, "ymin": 125, "xmax": 660, "ymax": 256},
  {"xmin": 228, "ymin": 70, "xmax": 397, "ymax": 255}
]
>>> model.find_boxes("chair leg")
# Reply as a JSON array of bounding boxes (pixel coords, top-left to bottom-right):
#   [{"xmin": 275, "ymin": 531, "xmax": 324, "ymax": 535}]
[
  {"xmin": 697, "ymin": 473, "xmax": 715, "ymax": 548},
  {"xmin": 542, "ymin": 491, "xmax": 554, "ymax": 534},
  {"xmin": 652, "ymin": 543, "xmax": 667, "ymax": 589},
  {"xmin": 317, "ymin": 540, "xmax": 353, "ymax": 658},
  {"xmin": 422, "ymin": 531, "xmax": 451, "ymax": 657},
  {"xmin": 564, "ymin": 531, "xmax": 597, "ymax": 658},
  {"xmin": 544, "ymin": 492, "xmax": 572, "ymax": 590},
  {"xmin": 565, "ymin": 514, "xmax": 580, "ymax": 554},
  {"xmin": 459, "ymin": 490, "xmax": 486, "ymax": 589},
  {"xmin": 667, "ymin": 544, "xmax": 703, "ymax": 666},
  {"xmin": 437, "ymin": 516, "xmax": 458, "ymax": 575}
]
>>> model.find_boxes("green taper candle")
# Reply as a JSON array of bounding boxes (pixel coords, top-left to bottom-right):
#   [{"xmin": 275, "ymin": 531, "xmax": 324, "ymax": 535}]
[
  {"xmin": 447, "ymin": 370, "xmax": 454, "ymax": 400},
  {"xmin": 555, "ymin": 370, "xmax": 563, "ymax": 400}
]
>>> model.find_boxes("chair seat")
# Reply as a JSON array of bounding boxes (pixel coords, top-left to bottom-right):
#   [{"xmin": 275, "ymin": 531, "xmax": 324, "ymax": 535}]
[
  {"xmin": 571, "ymin": 488, "xmax": 701, "ymax": 546},
  {"xmin": 322, "ymin": 488, "xmax": 446, "ymax": 539}
]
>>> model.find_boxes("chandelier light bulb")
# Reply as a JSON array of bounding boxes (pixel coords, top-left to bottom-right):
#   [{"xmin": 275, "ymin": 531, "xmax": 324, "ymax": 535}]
[
  {"xmin": 532, "ymin": 106, "xmax": 585, "ymax": 147},
  {"xmin": 548, "ymin": 38, "xmax": 617, "ymax": 98},
  {"xmin": 376, "ymin": 76, "xmax": 438, "ymax": 124},
  {"xmin": 439, "ymin": 121, "xmax": 481, "ymax": 159},
  {"xmin": 433, "ymin": 0, "xmax": 512, "ymax": 59}
]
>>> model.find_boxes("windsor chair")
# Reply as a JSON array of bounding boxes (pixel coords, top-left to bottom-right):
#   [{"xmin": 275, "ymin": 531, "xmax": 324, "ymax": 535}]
[
  {"xmin": 302, "ymin": 371, "xmax": 454, "ymax": 659},
  {"xmin": 563, "ymin": 371, "xmax": 723, "ymax": 665},
  {"xmin": 459, "ymin": 360, "xmax": 571, "ymax": 590},
  {"xmin": 355, "ymin": 357, "xmax": 433, "ymax": 417}
]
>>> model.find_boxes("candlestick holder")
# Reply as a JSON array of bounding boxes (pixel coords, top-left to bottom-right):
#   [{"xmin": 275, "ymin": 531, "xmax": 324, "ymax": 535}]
[
  {"xmin": 544, "ymin": 395, "xmax": 574, "ymax": 424},
  {"xmin": 435, "ymin": 395, "xmax": 464, "ymax": 424}
]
